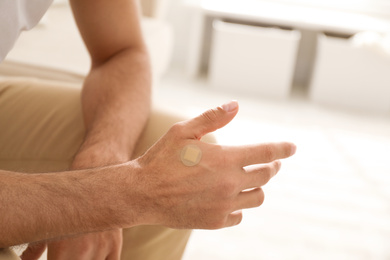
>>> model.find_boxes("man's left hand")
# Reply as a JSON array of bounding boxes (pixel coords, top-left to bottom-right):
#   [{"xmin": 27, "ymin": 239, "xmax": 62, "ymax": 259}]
[
  {"xmin": 20, "ymin": 229, "xmax": 122, "ymax": 260},
  {"xmin": 47, "ymin": 229, "xmax": 123, "ymax": 260}
]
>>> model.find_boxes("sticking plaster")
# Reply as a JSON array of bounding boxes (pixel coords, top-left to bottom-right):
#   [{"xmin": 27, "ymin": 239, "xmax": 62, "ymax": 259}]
[{"xmin": 180, "ymin": 145, "xmax": 202, "ymax": 166}]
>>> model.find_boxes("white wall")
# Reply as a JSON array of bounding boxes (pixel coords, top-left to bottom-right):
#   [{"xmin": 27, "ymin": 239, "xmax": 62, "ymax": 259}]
[{"xmin": 165, "ymin": 0, "xmax": 199, "ymax": 69}]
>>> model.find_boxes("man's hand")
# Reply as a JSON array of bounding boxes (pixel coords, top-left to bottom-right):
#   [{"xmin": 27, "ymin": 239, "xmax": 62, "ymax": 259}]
[
  {"xmin": 20, "ymin": 243, "xmax": 47, "ymax": 260},
  {"xmin": 47, "ymin": 229, "xmax": 122, "ymax": 260},
  {"xmin": 131, "ymin": 101, "xmax": 297, "ymax": 229},
  {"xmin": 4, "ymin": 101, "xmax": 295, "ymax": 249},
  {"xmin": 20, "ymin": 230, "xmax": 122, "ymax": 260}
]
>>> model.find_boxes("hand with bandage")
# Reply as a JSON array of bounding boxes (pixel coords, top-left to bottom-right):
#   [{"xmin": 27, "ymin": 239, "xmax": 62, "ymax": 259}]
[
  {"xmin": 131, "ymin": 101, "xmax": 296, "ymax": 229},
  {"xmin": 0, "ymin": 101, "xmax": 296, "ymax": 250}
]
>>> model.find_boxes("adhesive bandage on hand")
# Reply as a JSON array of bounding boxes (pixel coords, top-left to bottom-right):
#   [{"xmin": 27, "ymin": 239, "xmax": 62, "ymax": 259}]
[{"xmin": 180, "ymin": 145, "xmax": 202, "ymax": 166}]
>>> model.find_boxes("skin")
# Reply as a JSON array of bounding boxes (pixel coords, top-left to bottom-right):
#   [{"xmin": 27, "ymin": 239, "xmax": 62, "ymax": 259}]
[
  {"xmin": 1, "ymin": 101, "xmax": 296, "ymax": 258},
  {"xmin": 0, "ymin": 0, "xmax": 297, "ymax": 259},
  {"xmin": 44, "ymin": 0, "xmax": 150, "ymax": 259}
]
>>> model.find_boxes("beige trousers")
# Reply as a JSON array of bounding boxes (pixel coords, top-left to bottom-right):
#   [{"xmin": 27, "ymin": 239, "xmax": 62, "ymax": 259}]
[{"xmin": 0, "ymin": 77, "xmax": 199, "ymax": 260}]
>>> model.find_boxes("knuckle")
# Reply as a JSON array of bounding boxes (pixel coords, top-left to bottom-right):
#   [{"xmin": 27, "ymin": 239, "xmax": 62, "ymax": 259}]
[
  {"xmin": 219, "ymin": 200, "xmax": 234, "ymax": 214},
  {"xmin": 211, "ymin": 199, "xmax": 234, "ymax": 220},
  {"xmin": 204, "ymin": 211, "xmax": 228, "ymax": 229},
  {"xmin": 213, "ymin": 149, "xmax": 230, "ymax": 169},
  {"xmin": 263, "ymin": 144, "xmax": 276, "ymax": 162},
  {"xmin": 77, "ymin": 243, "xmax": 94, "ymax": 257},
  {"xmin": 169, "ymin": 122, "xmax": 185, "ymax": 136},
  {"xmin": 201, "ymin": 108, "xmax": 220, "ymax": 123},
  {"xmin": 218, "ymin": 178, "xmax": 237, "ymax": 198}
]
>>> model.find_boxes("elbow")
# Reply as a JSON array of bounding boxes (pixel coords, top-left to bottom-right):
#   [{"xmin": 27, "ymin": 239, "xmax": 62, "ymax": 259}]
[{"xmin": 90, "ymin": 45, "xmax": 150, "ymax": 69}]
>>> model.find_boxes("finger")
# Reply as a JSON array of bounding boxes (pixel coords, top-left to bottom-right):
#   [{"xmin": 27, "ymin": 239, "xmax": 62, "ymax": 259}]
[
  {"xmin": 228, "ymin": 142, "xmax": 296, "ymax": 167},
  {"xmin": 178, "ymin": 101, "xmax": 239, "ymax": 140},
  {"xmin": 224, "ymin": 210, "xmax": 243, "ymax": 228},
  {"xmin": 107, "ymin": 234, "xmax": 123, "ymax": 260},
  {"xmin": 241, "ymin": 160, "xmax": 281, "ymax": 190},
  {"xmin": 47, "ymin": 239, "xmax": 93, "ymax": 260},
  {"xmin": 234, "ymin": 188, "xmax": 265, "ymax": 211},
  {"xmin": 107, "ymin": 246, "xmax": 122, "ymax": 260},
  {"xmin": 20, "ymin": 243, "xmax": 47, "ymax": 260}
]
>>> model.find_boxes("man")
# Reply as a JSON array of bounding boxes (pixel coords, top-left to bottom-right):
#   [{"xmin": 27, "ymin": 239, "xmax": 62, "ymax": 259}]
[{"xmin": 0, "ymin": 0, "xmax": 297, "ymax": 259}]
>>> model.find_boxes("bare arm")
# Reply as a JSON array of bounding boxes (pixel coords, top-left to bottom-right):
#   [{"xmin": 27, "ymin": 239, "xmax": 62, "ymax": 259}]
[
  {"xmin": 70, "ymin": 0, "xmax": 151, "ymax": 162},
  {"xmin": 19, "ymin": 1, "xmax": 149, "ymax": 258},
  {"xmin": 43, "ymin": 1, "xmax": 151, "ymax": 258},
  {"xmin": 0, "ymin": 163, "xmax": 140, "ymax": 248},
  {"xmin": 1, "ymin": 102, "xmax": 297, "ymax": 249}
]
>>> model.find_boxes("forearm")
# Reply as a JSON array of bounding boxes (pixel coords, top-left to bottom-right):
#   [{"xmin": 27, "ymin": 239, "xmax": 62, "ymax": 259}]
[
  {"xmin": 0, "ymin": 164, "xmax": 139, "ymax": 248},
  {"xmin": 69, "ymin": 0, "xmax": 151, "ymax": 164},
  {"xmin": 79, "ymin": 42, "xmax": 151, "ymax": 163}
]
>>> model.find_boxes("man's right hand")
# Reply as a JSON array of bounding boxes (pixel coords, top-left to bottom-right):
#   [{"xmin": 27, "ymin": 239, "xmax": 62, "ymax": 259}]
[
  {"xmin": 0, "ymin": 101, "xmax": 296, "ymax": 249},
  {"xmin": 129, "ymin": 101, "xmax": 296, "ymax": 229}
]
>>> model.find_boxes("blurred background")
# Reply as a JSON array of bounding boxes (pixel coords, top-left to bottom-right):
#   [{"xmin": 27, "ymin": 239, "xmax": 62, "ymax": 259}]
[{"xmin": 2, "ymin": 0, "xmax": 390, "ymax": 259}]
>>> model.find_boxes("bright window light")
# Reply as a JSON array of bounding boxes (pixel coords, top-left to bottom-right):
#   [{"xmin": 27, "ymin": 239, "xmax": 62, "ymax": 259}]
[
  {"xmin": 274, "ymin": 0, "xmax": 385, "ymax": 13},
  {"xmin": 200, "ymin": 0, "xmax": 390, "ymax": 16}
]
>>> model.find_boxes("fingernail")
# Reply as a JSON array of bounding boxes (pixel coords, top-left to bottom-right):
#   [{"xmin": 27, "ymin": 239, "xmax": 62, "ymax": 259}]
[
  {"xmin": 290, "ymin": 144, "xmax": 297, "ymax": 156},
  {"xmin": 221, "ymin": 100, "xmax": 238, "ymax": 112}
]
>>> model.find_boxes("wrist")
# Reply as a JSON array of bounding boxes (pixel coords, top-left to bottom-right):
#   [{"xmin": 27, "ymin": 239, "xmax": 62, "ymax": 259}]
[
  {"xmin": 71, "ymin": 142, "xmax": 131, "ymax": 169},
  {"xmin": 109, "ymin": 161, "xmax": 151, "ymax": 227}
]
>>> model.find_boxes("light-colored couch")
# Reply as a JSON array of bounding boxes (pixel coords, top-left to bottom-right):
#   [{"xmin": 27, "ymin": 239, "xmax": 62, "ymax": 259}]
[{"xmin": 0, "ymin": 0, "xmax": 173, "ymax": 83}]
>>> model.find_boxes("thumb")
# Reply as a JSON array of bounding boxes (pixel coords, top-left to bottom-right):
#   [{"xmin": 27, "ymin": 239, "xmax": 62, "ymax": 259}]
[
  {"xmin": 182, "ymin": 100, "xmax": 239, "ymax": 140},
  {"xmin": 20, "ymin": 243, "xmax": 47, "ymax": 260}
]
